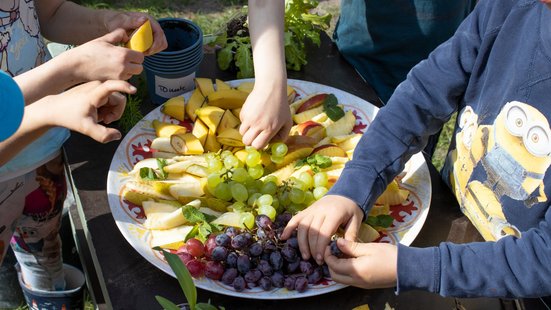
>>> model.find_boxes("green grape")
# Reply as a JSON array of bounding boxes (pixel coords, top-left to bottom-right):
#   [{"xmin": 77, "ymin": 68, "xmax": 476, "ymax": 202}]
[
  {"xmin": 207, "ymin": 158, "xmax": 223, "ymax": 173},
  {"xmin": 245, "ymin": 150, "xmax": 262, "ymax": 167},
  {"xmin": 313, "ymin": 172, "xmax": 329, "ymax": 188},
  {"xmin": 258, "ymin": 205, "xmax": 277, "ymax": 220},
  {"xmin": 207, "ymin": 173, "xmax": 222, "ymax": 189},
  {"xmin": 247, "ymin": 186, "xmax": 258, "ymax": 196},
  {"xmin": 286, "ymin": 203, "xmax": 306, "ymax": 214},
  {"xmin": 289, "ymin": 187, "xmax": 306, "ymax": 204},
  {"xmin": 292, "ymin": 179, "xmax": 307, "ymax": 191},
  {"xmin": 254, "ymin": 179, "xmax": 264, "ymax": 189},
  {"xmin": 298, "ymin": 172, "xmax": 314, "ymax": 190},
  {"xmin": 304, "ymin": 191, "xmax": 315, "ymax": 206},
  {"xmin": 313, "ymin": 186, "xmax": 329, "ymax": 200},
  {"xmin": 231, "ymin": 201, "xmax": 247, "ymax": 212},
  {"xmin": 224, "ymin": 155, "xmax": 240, "ymax": 169},
  {"xmin": 231, "ymin": 167, "xmax": 249, "ymax": 183},
  {"xmin": 257, "ymin": 194, "xmax": 273, "ymax": 206},
  {"xmin": 278, "ymin": 191, "xmax": 291, "ymax": 207},
  {"xmin": 205, "ymin": 152, "xmax": 216, "ymax": 161},
  {"xmin": 272, "ymin": 197, "xmax": 281, "ymax": 213},
  {"xmin": 271, "ymin": 142, "xmax": 288, "ymax": 157},
  {"xmin": 248, "ymin": 165, "xmax": 264, "ymax": 180},
  {"xmin": 263, "ymin": 175, "xmax": 278, "ymax": 184},
  {"xmin": 240, "ymin": 212, "xmax": 255, "ymax": 229},
  {"xmin": 214, "ymin": 182, "xmax": 232, "ymax": 201},
  {"xmin": 245, "ymin": 146, "xmax": 256, "ymax": 152},
  {"xmin": 260, "ymin": 181, "xmax": 278, "ymax": 196},
  {"xmin": 248, "ymin": 192, "xmax": 262, "ymax": 206},
  {"xmin": 270, "ymin": 155, "xmax": 284, "ymax": 164},
  {"xmin": 231, "ymin": 182, "xmax": 249, "ymax": 202},
  {"xmin": 221, "ymin": 150, "xmax": 233, "ymax": 159}
]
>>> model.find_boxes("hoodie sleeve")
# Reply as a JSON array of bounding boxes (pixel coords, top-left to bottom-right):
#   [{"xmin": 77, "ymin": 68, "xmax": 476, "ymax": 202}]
[{"xmin": 328, "ymin": 0, "xmax": 493, "ymax": 216}]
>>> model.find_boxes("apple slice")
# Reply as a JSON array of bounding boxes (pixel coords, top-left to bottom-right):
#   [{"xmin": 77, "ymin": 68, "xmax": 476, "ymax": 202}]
[
  {"xmin": 325, "ymin": 110, "xmax": 356, "ymax": 137},
  {"xmin": 312, "ymin": 144, "xmax": 348, "ymax": 157},
  {"xmin": 293, "ymin": 105, "xmax": 325, "ymax": 124},
  {"xmin": 296, "ymin": 120, "xmax": 326, "ymax": 142},
  {"xmin": 296, "ymin": 93, "xmax": 328, "ymax": 114}
]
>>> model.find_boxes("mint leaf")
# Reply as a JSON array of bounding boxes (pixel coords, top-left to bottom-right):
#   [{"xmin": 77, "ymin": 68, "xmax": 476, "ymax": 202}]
[
  {"xmin": 366, "ymin": 214, "xmax": 394, "ymax": 228},
  {"xmin": 325, "ymin": 105, "xmax": 345, "ymax": 121},
  {"xmin": 139, "ymin": 167, "xmax": 157, "ymax": 180},
  {"xmin": 323, "ymin": 94, "xmax": 339, "ymax": 108},
  {"xmin": 182, "ymin": 205, "xmax": 207, "ymax": 224},
  {"xmin": 156, "ymin": 158, "xmax": 168, "ymax": 180}
]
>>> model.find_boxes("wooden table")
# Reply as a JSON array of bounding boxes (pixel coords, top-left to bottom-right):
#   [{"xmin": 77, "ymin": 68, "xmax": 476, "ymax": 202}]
[{"xmin": 64, "ymin": 35, "xmax": 514, "ymax": 310}]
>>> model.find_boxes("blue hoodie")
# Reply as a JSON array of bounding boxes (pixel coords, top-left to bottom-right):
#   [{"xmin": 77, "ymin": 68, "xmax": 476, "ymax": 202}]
[{"xmin": 329, "ymin": 0, "xmax": 551, "ymax": 298}]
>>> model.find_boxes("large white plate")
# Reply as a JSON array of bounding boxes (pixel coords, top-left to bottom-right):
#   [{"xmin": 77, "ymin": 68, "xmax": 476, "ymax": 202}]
[{"xmin": 106, "ymin": 79, "xmax": 432, "ymax": 299}]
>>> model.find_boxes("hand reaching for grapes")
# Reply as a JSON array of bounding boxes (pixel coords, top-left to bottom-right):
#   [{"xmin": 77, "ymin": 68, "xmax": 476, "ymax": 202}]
[
  {"xmin": 323, "ymin": 238, "xmax": 397, "ymax": 289},
  {"xmin": 281, "ymin": 195, "xmax": 364, "ymax": 266}
]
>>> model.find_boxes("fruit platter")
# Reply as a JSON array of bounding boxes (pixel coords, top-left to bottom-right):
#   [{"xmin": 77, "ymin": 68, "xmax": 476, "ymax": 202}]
[{"xmin": 106, "ymin": 78, "xmax": 431, "ymax": 299}]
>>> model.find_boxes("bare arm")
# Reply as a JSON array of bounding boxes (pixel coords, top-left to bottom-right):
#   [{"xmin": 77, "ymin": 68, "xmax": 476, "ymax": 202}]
[{"xmin": 239, "ymin": 0, "xmax": 291, "ymax": 149}]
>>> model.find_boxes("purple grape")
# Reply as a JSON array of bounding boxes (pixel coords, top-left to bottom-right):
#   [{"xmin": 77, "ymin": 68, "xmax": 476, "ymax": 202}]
[
  {"xmin": 307, "ymin": 267, "xmax": 323, "ymax": 284},
  {"xmin": 322, "ymin": 264, "xmax": 331, "ymax": 278},
  {"xmin": 232, "ymin": 276, "xmax": 246, "ymax": 292},
  {"xmin": 256, "ymin": 228, "xmax": 268, "ymax": 239},
  {"xmin": 237, "ymin": 254, "xmax": 251, "ymax": 274},
  {"xmin": 286, "ymin": 260, "xmax": 300, "ymax": 273},
  {"xmin": 263, "ymin": 240, "xmax": 277, "ymax": 253},
  {"xmin": 259, "ymin": 276, "xmax": 272, "ymax": 291},
  {"xmin": 269, "ymin": 251, "xmax": 283, "ymax": 270},
  {"xmin": 281, "ymin": 245, "xmax": 298, "ymax": 262},
  {"xmin": 300, "ymin": 261, "xmax": 314, "ymax": 275},
  {"xmin": 242, "ymin": 232, "xmax": 253, "ymax": 244},
  {"xmin": 248, "ymin": 242, "xmax": 263, "ymax": 257},
  {"xmin": 284, "ymin": 276, "xmax": 296, "ymax": 290},
  {"xmin": 330, "ymin": 240, "xmax": 344, "ymax": 258},
  {"xmin": 226, "ymin": 251, "xmax": 238, "ymax": 268},
  {"xmin": 257, "ymin": 259, "xmax": 273, "ymax": 276},
  {"xmin": 255, "ymin": 214, "xmax": 273, "ymax": 229},
  {"xmin": 271, "ymin": 272, "xmax": 284, "ymax": 288},
  {"xmin": 221, "ymin": 268, "xmax": 238, "ymax": 285},
  {"xmin": 244, "ymin": 269, "xmax": 262, "ymax": 283},
  {"xmin": 215, "ymin": 233, "xmax": 231, "ymax": 247},
  {"xmin": 231, "ymin": 234, "xmax": 248, "ymax": 250},
  {"xmin": 294, "ymin": 276, "xmax": 308, "ymax": 293},
  {"xmin": 275, "ymin": 212, "xmax": 292, "ymax": 227},
  {"xmin": 247, "ymin": 281, "xmax": 258, "ymax": 288},
  {"xmin": 261, "ymin": 252, "xmax": 271, "ymax": 261},
  {"xmin": 225, "ymin": 227, "xmax": 238, "ymax": 238},
  {"xmin": 211, "ymin": 246, "xmax": 228, "ymax": 261},
  {"xmin": 286, "ymin": 237, "xmax": 299, "ymax": 249}
]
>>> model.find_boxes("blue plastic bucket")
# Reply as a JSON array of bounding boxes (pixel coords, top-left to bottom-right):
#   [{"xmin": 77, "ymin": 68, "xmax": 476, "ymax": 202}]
[
  {"xmin": 18, "ymin": 263, "xmax": 85, "ymax": 310},
  {"xmin": 144, "ymin": 18, "xmax": 203, "ymax": 105}
]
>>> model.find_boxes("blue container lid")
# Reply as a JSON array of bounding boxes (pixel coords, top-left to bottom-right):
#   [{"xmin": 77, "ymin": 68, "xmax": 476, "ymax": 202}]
[
  {"xmin": 0, "ymin": 71, "xmax": 24, "ymax": 141},
  {"xmin": 143, "ymin": 54, "xmax": 203, "ymax": 74}
]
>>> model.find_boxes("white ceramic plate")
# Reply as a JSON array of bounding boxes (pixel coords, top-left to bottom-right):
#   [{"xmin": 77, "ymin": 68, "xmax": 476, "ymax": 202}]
[{"xmin": 106, "ymin": 79, "xmax": 432, "ymax": 299}]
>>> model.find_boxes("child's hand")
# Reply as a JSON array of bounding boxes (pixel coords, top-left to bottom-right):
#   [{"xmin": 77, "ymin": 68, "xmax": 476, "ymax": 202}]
[
  {"xmin": 66, "ymin": 29, "xmax": 144, "ymax": 82},
  {"xmin": 281, "ymin": 195, "xmax": 364, "ymax": 265},
  {"xmin": 104, "ymin": 12, "xmax": 168, "ymax": 55},
  {"xmin": 323, "ymin": 238, "xmax": 397, "ymax": 289},
  {"xmin": 239, "ymin": 82, "xmax": 292, "ymax": 149},
  {"xmin": 49, "ymin": 80, "xmax": 136, "ymax": 143}
]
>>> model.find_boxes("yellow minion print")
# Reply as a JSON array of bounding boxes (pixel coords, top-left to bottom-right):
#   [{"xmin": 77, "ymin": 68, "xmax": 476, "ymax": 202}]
[{"xmin": 452, "ymin": 101, "xmax": 551, "ymax": 241}]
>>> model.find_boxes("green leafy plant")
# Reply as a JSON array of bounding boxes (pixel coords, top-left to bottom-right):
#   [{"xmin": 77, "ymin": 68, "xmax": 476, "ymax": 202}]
[
  {"xmin": 155, "ymin": 248, "xmax": 222, "ymax": 310},
  {"xmin": 118, "ymin": 76, "xmax": 145, "ymax": 133},
  {"xmin": 214, "ymin": 0, "xmax": 331, "ymax": 77}
]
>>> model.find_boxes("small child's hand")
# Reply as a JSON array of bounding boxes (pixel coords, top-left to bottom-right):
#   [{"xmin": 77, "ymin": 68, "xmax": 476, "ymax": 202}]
[
  {"xmin": 281, "ymin": 195, "xmax": 364, "ymax": 265},
  {"xmin": 50, "ymin": 80, "xmax": 136, "ymax": 143},
  {"xmin": 66, "ymin": 29, "xmax": 144, "ymax": 82},
  {"xmin": 104, "ymin": 12, "xmax": 168, "ymax": 55},
  {"xmin": 323, "ymin": 238, "xmax": 397, "ymax": 289},
  {"xmin": 239, "ymin": 82, "xmax": 292, "ymax": 149}
]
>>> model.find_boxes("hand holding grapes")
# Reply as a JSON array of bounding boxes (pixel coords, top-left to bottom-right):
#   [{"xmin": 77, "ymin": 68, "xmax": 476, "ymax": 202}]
[
  {"xmin": 323, "ymin": 238, "xmax": 397, "ymax": 289},
  {"xmin": 281, "ymin": 195, "xmax": 364, "ymax": 265}
]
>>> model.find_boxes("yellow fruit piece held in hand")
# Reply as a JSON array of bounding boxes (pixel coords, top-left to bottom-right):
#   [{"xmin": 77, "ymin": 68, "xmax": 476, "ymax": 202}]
[{"xmin": 126, "ymin": 20, "xmax": 153, "ymax": 52}]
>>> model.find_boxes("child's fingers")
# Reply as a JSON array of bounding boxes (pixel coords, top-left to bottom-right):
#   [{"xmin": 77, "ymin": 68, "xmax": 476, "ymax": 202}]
[
  {"xmin": 296, "ymin": 215, "xmax": 314, "ymax": 260},
  {"xmin": 250, "ymin": 130, "xmax": 272, "ymax": 150},
  {"xmin": 343, "ymin": 215, "xmax": 361, "ymax": 242},
  {"xmin": 83, "ymin": 122, "xmax": 122, "ymax": 143},
  {"xmin": 241, "ymin": 126, "xmax": 262, "ymax": 147},
  {"xmin": 100, "ymin": 28, "xmax": 129, "ymax": 45},
  {"xmin": 92, "ymin": 80, "xmax": 136, "ymax": 108},
  {"xmin": 323, "ymin": 246, "xmax": 354, "ymax": 284},
  {"xmin": 100, "ymin": 92, "xmax": 127, "ymax": 124},
  {"xmin": 313, "ymin": 216, "xmax": 338, "ymax": 265},
  {"xmin": 336, "ymin": 238, "xmax": 365, "ymax": 258},
  {"xmin": 308, "ymin": 214, "xmax": 325, "ymax": 265}
]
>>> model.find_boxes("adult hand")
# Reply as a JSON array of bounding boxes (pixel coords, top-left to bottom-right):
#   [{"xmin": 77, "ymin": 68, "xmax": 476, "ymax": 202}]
[
  {"xmin": 66, "ymin": 29, "xmax": 144, "ymax": 82},
  {"xmin": 104, "ymin": 11, "xmax": 168, "ymax": 55},
  {"xmin": 281, "ymin": 195, "xmax": 364, "ymax": 265},
  {"xmin": 239, "ymin": 81, "xmax": 292, "ymax": 149},
  {"xmin": 50, "ymin": 80, "xmax": 136, "ymax": 143},
  {"xmin": 324, "ymin": 238, "xmax": 397, "ymax": 289}
]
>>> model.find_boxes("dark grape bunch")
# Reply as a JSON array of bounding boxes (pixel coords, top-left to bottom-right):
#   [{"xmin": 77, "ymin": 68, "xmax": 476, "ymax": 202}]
[{"xmin": 170, "ymin": 213, "xmax": 333, "ymax": 293}]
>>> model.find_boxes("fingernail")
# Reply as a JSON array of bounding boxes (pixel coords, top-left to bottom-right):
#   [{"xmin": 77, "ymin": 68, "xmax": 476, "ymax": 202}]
[
  {"xmin": 316, "ymin": 254, "xmax": 322, "ymax": 262},
  {"xmin": 129, "ymin": 85, "xmax": 137, "ymax": 92}
]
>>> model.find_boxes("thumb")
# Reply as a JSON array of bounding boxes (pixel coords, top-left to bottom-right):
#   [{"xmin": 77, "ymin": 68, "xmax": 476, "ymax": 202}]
[
  {"xmin": 98, "ymin": 28, "xmax": 128, "ymax": 45},
  {"xmin": 336, "ymin": 238, "xmax": 365, "ymax": 258},
  {"xmin": 122, "ymin": 13, "xmax": 149, "ymax": 30}
]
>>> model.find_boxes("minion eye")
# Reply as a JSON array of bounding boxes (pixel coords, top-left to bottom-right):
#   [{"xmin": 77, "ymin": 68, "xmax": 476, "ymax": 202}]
[
  {"xmin": 505, "ymin": 103, "xmax": 527, "ymax": 137},
  {"xmin": 458, "ymin": 106, "xmax": 474, "ymax": 129},
  {"xmin": 523, "ymin": 124, "xmax": 551, "ymax": 157}
]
